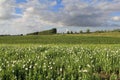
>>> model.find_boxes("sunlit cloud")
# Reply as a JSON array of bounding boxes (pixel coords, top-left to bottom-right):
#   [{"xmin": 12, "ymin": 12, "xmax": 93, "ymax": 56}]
[{"xmin": 0, "ymin": 0, "xmax": 120, "ymax": 35}]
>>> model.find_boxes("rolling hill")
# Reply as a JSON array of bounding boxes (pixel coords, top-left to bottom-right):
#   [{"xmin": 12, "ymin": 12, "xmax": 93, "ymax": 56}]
[{"xmin": 27, "ymin": 28, "xmax": 57, "ymax": 35}]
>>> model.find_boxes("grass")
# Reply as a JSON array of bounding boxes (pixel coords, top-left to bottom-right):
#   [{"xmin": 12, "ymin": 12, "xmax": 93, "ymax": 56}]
[
  {"xmin": 0, "ymin": 32, "xmax": 120, "ymax": 44},
  {"xmin": 0, "ymin": 32, "xmax": 120, "ymax": 80}
]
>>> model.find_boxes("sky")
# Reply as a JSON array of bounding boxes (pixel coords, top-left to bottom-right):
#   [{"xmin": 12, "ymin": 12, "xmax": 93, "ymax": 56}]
[{"xmin": 0, "ymin": 0, "xmax": 120, "ymax": 35}]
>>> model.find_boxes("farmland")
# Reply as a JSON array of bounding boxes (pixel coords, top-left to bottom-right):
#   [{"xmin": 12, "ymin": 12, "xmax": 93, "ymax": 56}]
[
  {"xmin": 0, "ymin": 32, "xmax": 120, "ymax": 80},
  {"xmin": 0, "ymin": 32, "xmax": 120, "ymax": 44},
  {"xmin": 0, "ymin": 45, "xmax": 119, "ymax": 80}
]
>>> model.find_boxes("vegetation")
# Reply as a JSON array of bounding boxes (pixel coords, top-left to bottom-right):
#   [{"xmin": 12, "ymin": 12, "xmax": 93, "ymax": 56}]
[
  {"xmin": 111, "ymin": 29, "xmax": 120, "ymax": 32},
  {"xmin": 80, "ymin": 30, "xmax": 83, "ymax": 33},
  {"xmin": 0, "ymin": 32, "xmax": 120, "ymax": 44},
  {"xmin": 0, "ymin": 45, "xmax": 119, "ymax": 80},
  {"xmin": 86, "ymin": 29, "xmax": 90, "ymax": 33},
  {"xmin": 0, "ymin": 29, "xmax": 120, "ymax": 80},
  {"xmin": 27, "ymin": 28, "xmax": 57, "ymax": 35}
]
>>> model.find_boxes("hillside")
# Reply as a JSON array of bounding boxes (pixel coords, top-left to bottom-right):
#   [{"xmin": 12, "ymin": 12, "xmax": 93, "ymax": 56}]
[{"xmin": 27, "ymin": 28, "xmax": 57, "ymax": 35}]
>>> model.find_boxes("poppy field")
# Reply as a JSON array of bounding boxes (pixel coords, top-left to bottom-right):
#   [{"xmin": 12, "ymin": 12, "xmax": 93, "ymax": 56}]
[{"xmin": 0, "ymin": 45, "xmax": 119, "ymax": 80}]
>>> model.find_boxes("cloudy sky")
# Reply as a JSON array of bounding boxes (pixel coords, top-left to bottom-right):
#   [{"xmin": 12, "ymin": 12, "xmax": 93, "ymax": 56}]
[{"xmin": 0, "ymin": 0, "xmax": 120, "ymax": 35}]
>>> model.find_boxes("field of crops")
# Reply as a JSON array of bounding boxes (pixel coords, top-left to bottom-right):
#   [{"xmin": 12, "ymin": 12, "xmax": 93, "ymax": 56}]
[
  {"xmin": 0, "ymin": 34, "xmax": 120, "ymax": 44},
  {"xmin": 0, "ymin": 45, "xmax": 119, "ymax": 80}
]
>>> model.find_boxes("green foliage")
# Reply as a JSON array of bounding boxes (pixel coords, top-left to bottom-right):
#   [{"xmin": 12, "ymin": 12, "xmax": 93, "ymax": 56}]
[
  {"xmin": 27, "ymin": 28, "xmax": 57, "ymax": 35},
  {"xmin": 67, "ymin": 31, "xmax": 70, "ymax": 34},
  {"xmin": 80, "ymin": 30, "xmax": 83, "ymax": 33},
  {"xmin": 51, "ymin": 28, "xmax": 57, "ymax": 34},
  {"xmin": 0, "ymin": 35, "xmax": 120, "ymax": 44},
  {"xmin": 70, "ymin": 31, "xmax": 73, "ymax": 34},
  {"xmin": 0, "ymin": 45, "xmax": 119, "ymax": 80},
  {"xmin": 112, "ymin": 29, "xmax": 120, "ymax": 32},
  {"xmin": 86, "ymin": 29, "xmax": 90, "ymax": 33},
  {"xmin": 0, "ymin": 31, "xmax": 120, "ymax": 80},
  {"xmin": 95, "ymin": 30, "xmax": 106, "ymax": 33}
]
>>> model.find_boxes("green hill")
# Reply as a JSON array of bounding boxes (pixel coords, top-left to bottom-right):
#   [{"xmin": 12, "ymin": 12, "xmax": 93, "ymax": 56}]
[{"xmin": 27, "ymin": 28, "xmax": 57, "ymax": 35}]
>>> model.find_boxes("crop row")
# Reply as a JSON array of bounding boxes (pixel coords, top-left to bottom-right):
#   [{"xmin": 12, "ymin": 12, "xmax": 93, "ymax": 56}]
[
  {"xmin": 0, "ymin": 35, "xmax": 120, "ymax": 44},
  {"xmin": 0, "ymin": 45, "xmax": 119, "ymax": 80}
]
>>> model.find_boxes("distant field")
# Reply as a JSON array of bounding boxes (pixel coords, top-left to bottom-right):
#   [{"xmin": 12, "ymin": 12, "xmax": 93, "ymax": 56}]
[{"xmin": 0, "ymin": 32, "xmax": 120, "ymax": 44}]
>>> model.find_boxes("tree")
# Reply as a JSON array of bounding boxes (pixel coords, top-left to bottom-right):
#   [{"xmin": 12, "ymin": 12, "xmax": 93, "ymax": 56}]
[
  {"xmin": 33, "ymin": 32, "xmax": 39, "ymax": 35},
  {"xmin": 86, "ymin": 29, "xmax": 90, "ymax": 33},
  {"xmin": 67, "ymin": 31, "xmax": 70, "ymax": 34},
  {"xmin": 75, "ymin": 32, "xmax": 78, "ymax": 34},
  {"xmin": 51, "ymin": 28, "xmax": 57, "ymax": 34},
  {"xmin": 70, "ymin": 31, "xmax": 73, "ymax": 34},
  {"xmin": 80, "ymin": 30, "xmax": 83, "ymax": 34}
]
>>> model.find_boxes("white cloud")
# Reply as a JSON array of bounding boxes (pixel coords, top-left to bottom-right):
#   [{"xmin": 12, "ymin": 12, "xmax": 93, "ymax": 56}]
[
  {"xmin": 112, "ymin": 16, "xmax": 120, "ymax": 21},
  {"xmin": 0, "ymin": 0, "xmax": 15, "ymax": 19},
  {"xmin": 0, "ymin": 0, "xmax": 120, "ymax": 35}
]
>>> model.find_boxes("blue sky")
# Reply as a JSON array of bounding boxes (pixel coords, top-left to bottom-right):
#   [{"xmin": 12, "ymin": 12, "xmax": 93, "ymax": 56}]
[
  {"xmin": 15, "ymin": 0, "xmax": 27, "ymax": 14},
  {"xmin": 16, "ymin": 0, "xmax": 27, "ymax": 3},
  {"xmin": 15, "ymin": 0, "xmax": 120, "ymax": 17},
  {"xmin": 15, "ymin": 8, "xmax": 23, "ymax": 14},
  {"xmin": 15, "ymin": 0, "xmax": 119, "ymax": 14},
  {"xmin": 15, "ymin": 0, "xmax": 120, "ymax": 16},
  {"xmin": 0, "ymin": 0, "xmax": 120, "ymax": 34},
  {"xmin": 110, "ymin": 12, "xmax": 120, "ymax": 16},
  {"xmin": 15, "ymin": 0, "xmax": 63, "ymax": 13}
]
